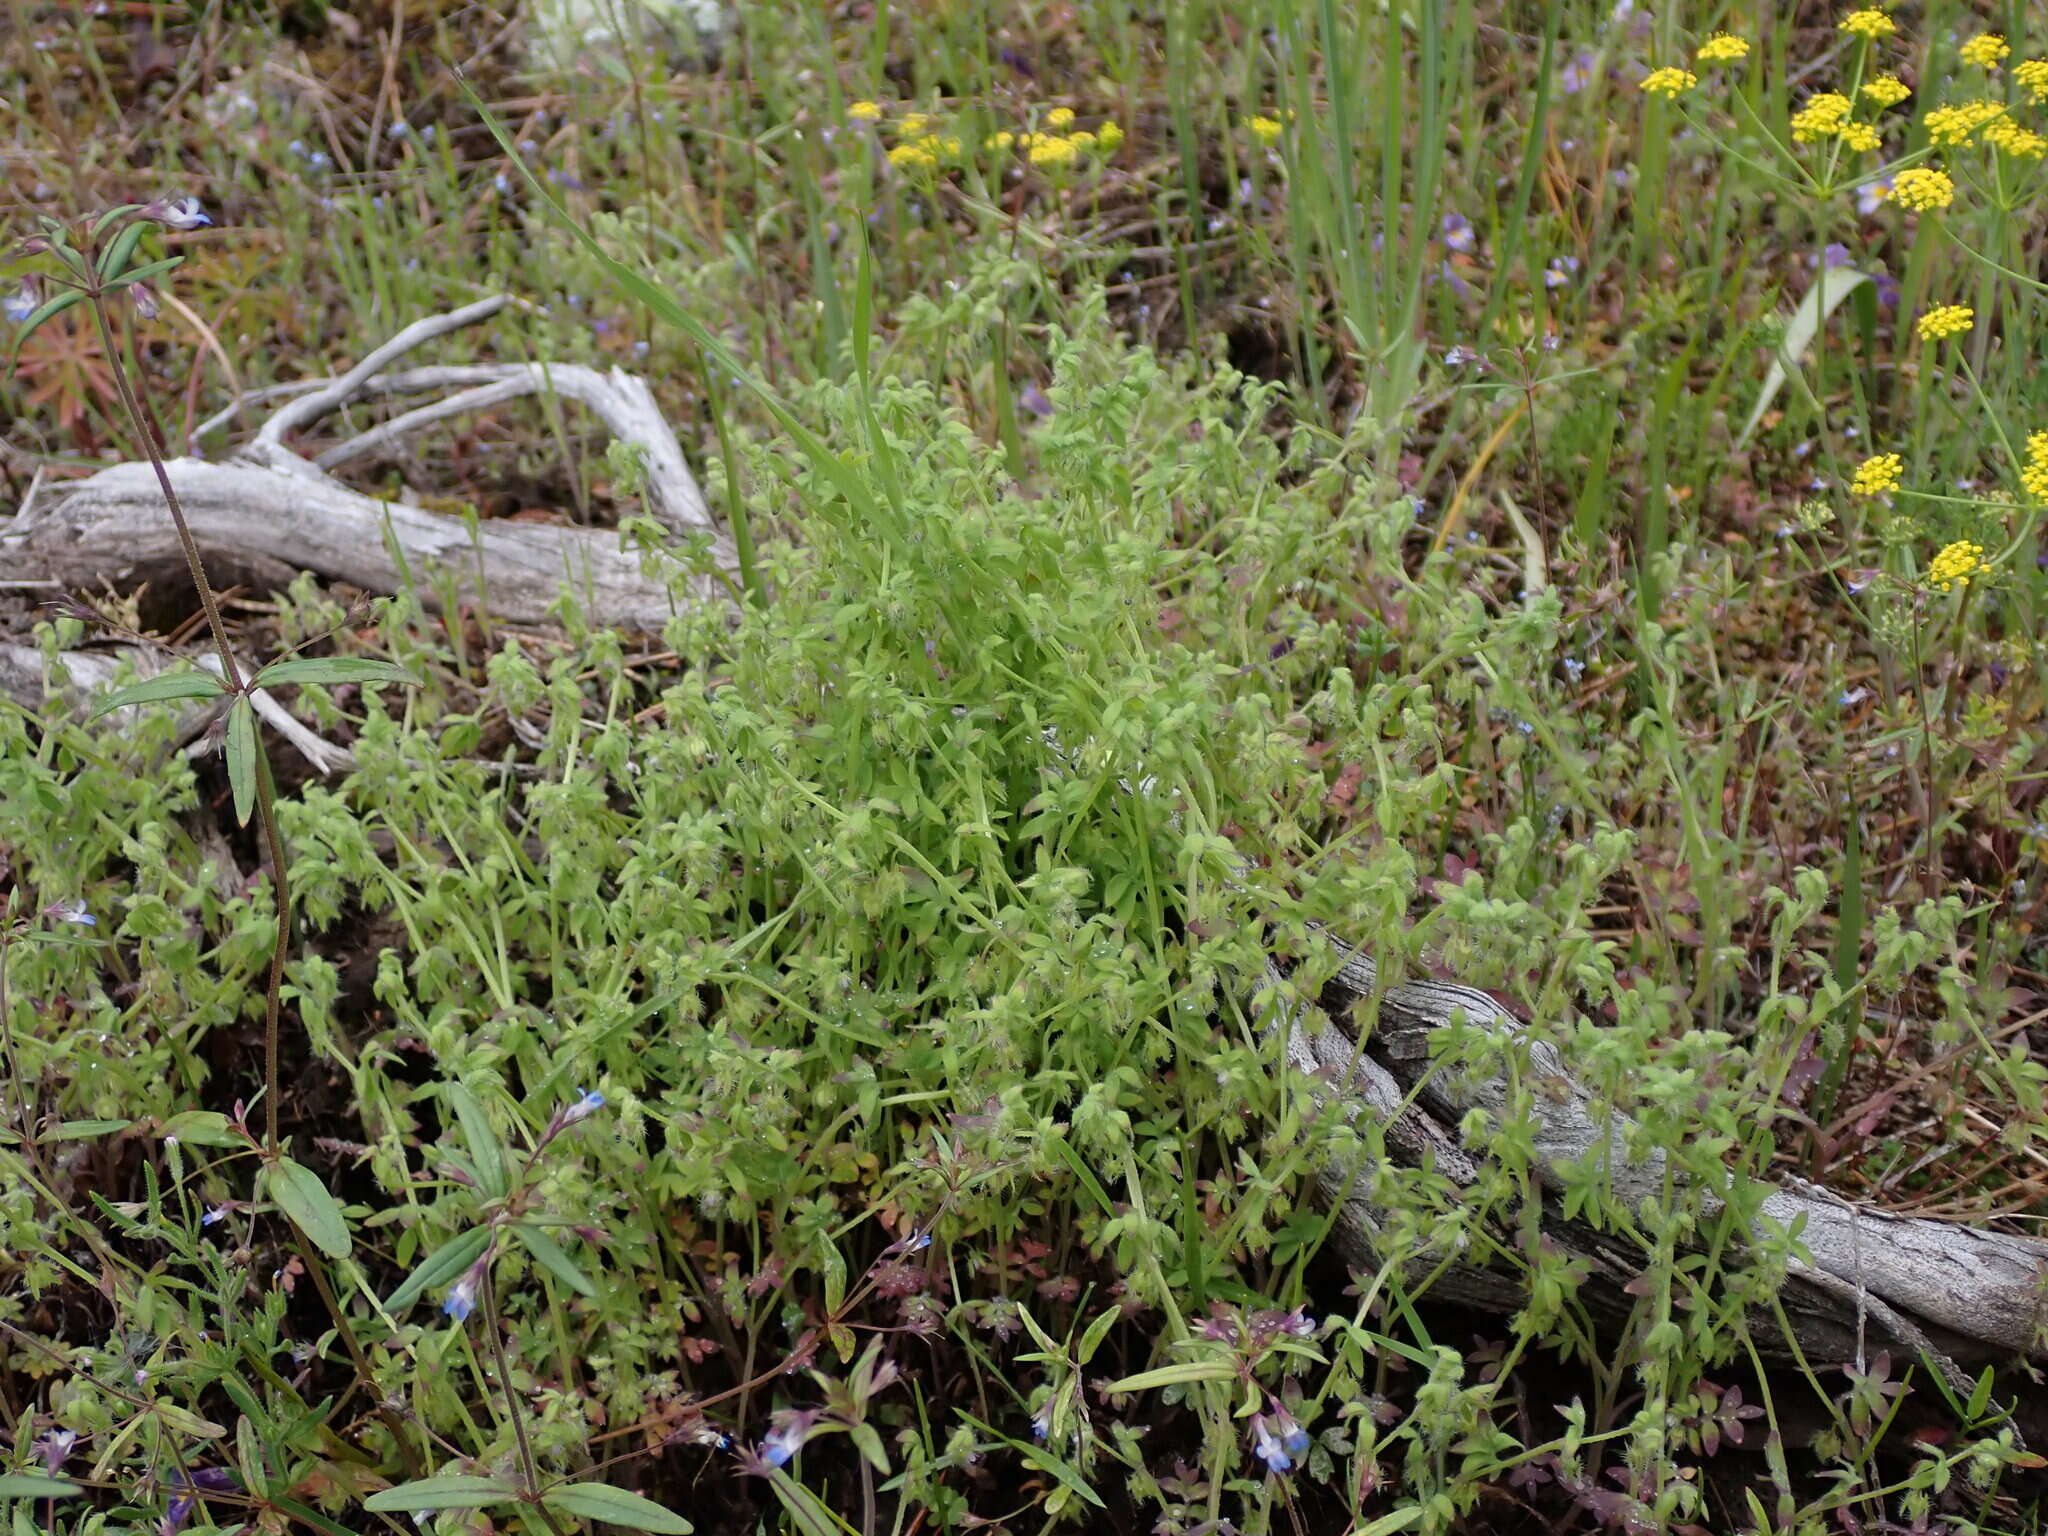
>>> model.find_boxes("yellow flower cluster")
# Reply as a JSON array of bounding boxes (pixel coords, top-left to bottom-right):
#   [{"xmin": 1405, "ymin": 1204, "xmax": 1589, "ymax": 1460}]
[
  {"xmin": 2022, "ymin": 432, "xmax": 2048, "ymax": 502},
  {"xmin": 1925, "ymin": 540, "xmax": 1989, "ymax": 592},
  {"xmin": 982, "ymin": 116, "xmax": 1123, "ymax": 166},
  {"xmin": 1696, "ymin": 33, "xmax": 1748, "ymax": 63},
  {"xmin": 888, "ymin": 140, "xmax": 950, "ymax": 171},
  {"xmin": 847, "ymin": 99, "xmax": 882, "ymax": 122},
  {"xmin": 1887, "ymin": 167, "xmax": 1955, "ymax": 211},
  {"xmin": 1839, "ymin": 122, "xmax": 1882, "ymax": 152},
  {"xmin": 1984, "ymin": 119, "xmax": 2048, "ymax": 158},
  {"xmin": 1839, "ymin": 9, "xmax": 1895, "ymax": 40},
  {"xmin": 1790, "ymin": 92, "xmax": 1853, "ymax": 141},
  {"xmin": 1640, "ymin": 67, "xmax": 1698, "ymax": 98},
  {"xmin": 1851, "ymin": 452, "xmax": 1904, "ymax": 496},
  {"xmin": 1247, "ymin": 115, "xmax": 1285, "ymax": 143},
  {"xmin": 1923, "ymin": 99, "xmax": 2006, "ymax": 146},
  {"xmin": 1861, "ymin": 75, "xmax": 1911, "ymax": 107},
  {"xmin": 2018, "ymin": 59, "xmax": 2048, "ymax": 103},
  {"xmin": 1959, "ymin": 33, "xmax": 2009, "ymax": 69},
  {"xmin": 1915, "ymin": 304, "xmax": 1973, "ymax": 341}
]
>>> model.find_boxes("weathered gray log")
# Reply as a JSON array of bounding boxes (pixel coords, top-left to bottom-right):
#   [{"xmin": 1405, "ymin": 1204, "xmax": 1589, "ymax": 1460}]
[
  {"xmin": 1275, "ymin": 936, "xmax": 2048, "ymax": 1393},
  {"xmin": 0, "ymin": 297, "xmax": 732, "ymax": 630}
]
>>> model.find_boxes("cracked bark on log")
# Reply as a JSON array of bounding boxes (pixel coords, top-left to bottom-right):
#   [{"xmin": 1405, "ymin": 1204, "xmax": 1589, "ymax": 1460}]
[{"xmin": 1274, "ymin": 934, "xmax": 2048, "ymax": 1405}]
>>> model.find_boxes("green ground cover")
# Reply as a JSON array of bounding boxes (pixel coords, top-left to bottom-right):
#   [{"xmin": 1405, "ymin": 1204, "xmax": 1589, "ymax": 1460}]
[{"xmin": 3, "ymin": 1, "xmax": 2047, "ymax": 1530}]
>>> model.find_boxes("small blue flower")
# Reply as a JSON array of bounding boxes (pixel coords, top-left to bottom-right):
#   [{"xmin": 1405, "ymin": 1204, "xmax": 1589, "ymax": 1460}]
[
  {"xmin": 45, "ymin": 897, "xmax": 94, "ymax": 926},
  {"xmin": 140, "ymin": 195, "xmax": 211, "ymax": 230},
  {"xmin": 6, "ymin": 278, "xmax": 41, "ymax": 324},
  {"xmin": 759, "ymin": 1410, "xmax": 817, "ymax": 1468},
  {"xmin": 563, "ymin": 1088, "xmax": 606, "ymax": 1126},
  {"xmin": 35, "ymin": 1428, "xmax": 77, "ymax": 1473},
  {"xmin": 1250, "ymin": 1412, "xmax": 1294, "ymax": 1474},
  {"xmin": 442, "ymin": 1272, "xmax": 479, "ymax": 1322}
]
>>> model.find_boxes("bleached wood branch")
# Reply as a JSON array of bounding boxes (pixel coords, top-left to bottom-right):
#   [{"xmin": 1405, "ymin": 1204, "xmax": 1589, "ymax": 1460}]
[
  {"xmin": 1273, "ymin": 933, "xmax": 2048, "ymax": 1384},
  {"xmin": 1, "ymin": 300, "xmax": 732, "ymax": 630}
]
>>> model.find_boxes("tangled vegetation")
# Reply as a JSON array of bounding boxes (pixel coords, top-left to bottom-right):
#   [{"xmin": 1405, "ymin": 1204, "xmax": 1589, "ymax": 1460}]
[{"xmin": 3, "ymin": 1, "xmax": 2048, "ymax": 1532}]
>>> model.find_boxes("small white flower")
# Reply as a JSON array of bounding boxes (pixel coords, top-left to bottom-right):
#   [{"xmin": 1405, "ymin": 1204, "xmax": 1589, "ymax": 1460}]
[{"xmin": 141, "ymin": 195, "xmax": 212, "ymax": 230}]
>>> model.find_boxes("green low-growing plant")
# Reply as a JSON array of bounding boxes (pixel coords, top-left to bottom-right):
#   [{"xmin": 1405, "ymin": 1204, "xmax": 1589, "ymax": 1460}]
[{"xmin": 7, "ymin": 1, "xmax": 2048, "ymax": 1531}]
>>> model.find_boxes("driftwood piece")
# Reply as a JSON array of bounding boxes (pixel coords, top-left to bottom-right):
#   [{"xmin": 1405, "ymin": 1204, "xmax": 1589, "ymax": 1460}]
[
  {"xmin": 1275, "ymin": 934, "xmax": 2048, "ymax": 1392},
  {"xmin": 0, "ymin": 642, "xmax": 352, "ymax": 775},
  {"xmin": 1, "ymin": 296, "xmax": 734, "ymax": 630}
]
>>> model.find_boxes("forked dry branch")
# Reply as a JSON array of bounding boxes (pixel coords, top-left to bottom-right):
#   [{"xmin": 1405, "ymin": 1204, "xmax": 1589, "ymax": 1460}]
[{"xmin": 2, "ymin": 295, "xmax": 733, "ymax": 630}]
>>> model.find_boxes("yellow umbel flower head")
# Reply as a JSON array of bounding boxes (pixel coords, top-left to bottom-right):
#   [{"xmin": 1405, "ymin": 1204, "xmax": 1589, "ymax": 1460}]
[
  {"xmin": 1044, "ymin": 106, "xmax": 1075, "ymax": 129},
  {"xmin": 1790, "ymin": 92, "xmax": 1853, "ymax": 142},
  {"xmin": 1097, "ymin": 121, "xmax": 1125, "ymax": 151},
  {"xmin": 1640, "ymin": 66, "xmax": 1698, "ymax": 98},
  {"xmin": 1246, "ymin": 114, "xmax": 1285, "ymax": 142},
  {"xmin": 1862, "ymin": 75, "xmax": 1911, "ymax": 107},
  {"xmin": 2021, "ymin": 432, "xmax": 2048, "ymax": 501},
  {"xmin": 898, "ymin": 112, "xmax": 930, "ymax": 138},
  {"xmin": 1839, "ymin": 122, "xmax": 1882, "ymax": 152},
  {"xmin": 1959, "ymin": 34, "xmax": 2009, "ymax": 69},
  {"xmin": 1983, "ymin": 120, "xmax": 2048, "ymax": 158},
  {"xmin": 847, "ymin": 100, "xmax": 882, "ymax": 122},
  {"xmin": 1028, "ymin": 135, "xmax": 1080, "ymax": 168},
  {"xmin": 1851, "ymin": 453, "xmax": 1904, "ymax": 496},
  {"xmin": 1887, "ymin": 168, "xmax": 1954, "ymax": 211},
  {"xmin": 1839, "ymin": 9, "xmax": 1895, "ymax": 40},
  {"xmin": 2017, "ymin": 59, "xmax": 2048, "ymax": 103},
  {"xmin": 1925, "ymin": 540, "xmax": 1989, "ymax": 592},
  {"xmin": 1916, "ymin": 305, "xmax": 1973, "ymax": 341},
  {"xmin": 1696, "ymin": 34, "xmax": 1748, "ymax": 63},
  {"xmin": 1924, "ymin": 99, "xmax": 2005, "ymax": 146}
]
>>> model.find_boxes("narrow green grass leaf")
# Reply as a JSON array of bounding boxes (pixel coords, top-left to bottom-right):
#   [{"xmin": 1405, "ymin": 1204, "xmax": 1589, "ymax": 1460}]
[
  {"xmin": 96, "ymin": 220, "xmax": 150, "ymax": 281},
  {"xmin": 1736, "ymin": 268, "xmax": 1871, "ymax": 448},
  {"xmin": 252, "ymin": 658, "xmax": 416, "ymax": 689},
  {"xmin": 761, "ymin": 1471, "xmax": 840, "ymax": 1536},
  {"xmin": 511, "ymin": 1222, "xmax": 598, "ymax": 1298},
  {"xmin": 441, "ymin": 1082, "xmax": 506, "ymax": 1200},
  {"xmin": 39, "ymin": 1118, "xmax": 131, "ymax": 1140},
  {"xmin": 363, "ymin": 1477, "xmax": 518, "ymax": 1513},
  {"xmin": 1044, "ymin": 1131, "xmax": 1115, "ymax": 1218},
  {"xmin": 90, "ymin": 670, "xmax": 229, "ymax": 719},
  {"xmin": 0, "ymin": 1477, "xmax": 82, "ymax": 1500},
  {"xmin": 1102, "ymin": 1360, "xmax": 1240, "ymax": 1393},
  {"xmin": 157, "ymin": 1111, "xmax": 239, "ymax": 1146},
  {"xmin": 540, "ymin": 1483, "xmax": 693, "ymax": 1534},
  {"xmin": 5, "ymin": 288, "xmax": 88, "ymax": 370},
  {"xmin": 382, "ymin": 1226, "xmax": 493, "ymax": 1315},
  {"xmin": 225, "ymin": 698, "xmax": 257, "ymax": 828},
  {"xmin": 266, "ymin": 1157, "xmax": 350, "ymax": 1260}
]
